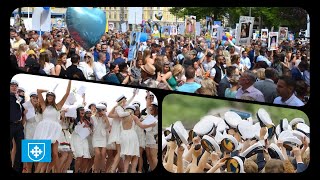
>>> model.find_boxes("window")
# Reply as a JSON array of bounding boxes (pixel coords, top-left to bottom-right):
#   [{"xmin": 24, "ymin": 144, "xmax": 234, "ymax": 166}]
[
  {"xmin": 114, "ymin": 13, "xmax": 117, "ymax": 19},
  {"xmin": 109, "ymin": 13, "xmax": 111, "ymax": 19},
  {"xmin": 125, "ymin": 14, "xmax": 127, "ymax": 19},
  {"xmin": 109, "ymin": 7, "xmax": 111, "ymax": 10}
]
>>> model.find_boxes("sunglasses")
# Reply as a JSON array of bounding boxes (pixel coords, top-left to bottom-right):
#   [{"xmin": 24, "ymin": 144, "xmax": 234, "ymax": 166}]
[{"xmin": 84, "ymin": 55, "xmax": 90, "ymax": 59}]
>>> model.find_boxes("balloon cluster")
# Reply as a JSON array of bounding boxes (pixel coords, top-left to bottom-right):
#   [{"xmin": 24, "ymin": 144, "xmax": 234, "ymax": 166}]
[{"xmin": 221, "ymin": 32, "xmax": 236, "ymax": 46}]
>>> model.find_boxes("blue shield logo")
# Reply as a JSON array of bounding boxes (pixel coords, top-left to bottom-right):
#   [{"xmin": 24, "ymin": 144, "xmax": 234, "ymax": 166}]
[{"xmin": 22, "ymin": 140, "xmax": 51, "ymax": 162}]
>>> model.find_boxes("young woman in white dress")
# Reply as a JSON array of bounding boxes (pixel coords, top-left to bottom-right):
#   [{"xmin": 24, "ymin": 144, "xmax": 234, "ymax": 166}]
[
  {"xmin": 70, "ymin": 106, "xmax": 93, "ymax": 173},
  {"xmin": 83, "ymin": 109, "xmax": 95, "ymax": 173},
  {"xmin": 92, "ymin": 104, "xmax": 110, "ymax": 173},
  {"xmin": 57, "ymin": 110, "xmax": 73, "ymax": 173},
  {"xmin": 33, "ymin": 80, "xmax": 71, "ymax": 173},
  {"xmin": 132, "ymin": 102, "xmax": 146, "ymax": 173},
  {"xmin": 107, "ymin": 93, "xmax": 136, "ymax": 173},
  {"xmin": 23, "ymin": 92, "xmax": 43, "ymax": 173},
  {"xmin": 109, "ymin": 105, "xmax": 156, "ymax": 173},
  {"xmin": 145, "ymin": 92, "xmax": 158, "ymax": 172}
]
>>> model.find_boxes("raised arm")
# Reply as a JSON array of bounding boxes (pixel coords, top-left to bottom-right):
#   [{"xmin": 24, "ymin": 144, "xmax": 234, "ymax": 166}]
[
  {"xmin": 176, "ymin": 145, "xmax": 185, "ymax": 173},
  {"xmin": 197, "ymin": 150, "xmax": 210, "ymax": 172},
  {"xmin": 57, "ymin": 80, "xmax": 72, "ymax": 110},
  {"xmin": 115, "ymin": 106, "xmax": 130, "ymax": 117},
  {"xmin": 133, "ymin": 115, "xmax": 156, "ymax": 129},
  {"xmin": 126, "ymin": 91, "xmax": 136, "ymax": 105},
  {"xmin": 37, "ymin": 88, "xmax": 48, "ymax": 111}
]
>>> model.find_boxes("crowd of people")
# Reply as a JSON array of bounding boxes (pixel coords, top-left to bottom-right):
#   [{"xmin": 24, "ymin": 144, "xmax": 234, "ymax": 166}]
[
  {"xmin": 162, "ymin": 109, "xmax": 310, "ymax": 173},
  {"xmin": 10, "ymin": 79, "xmax": 158, "ymax": 173},
  {"xmin": 10, "ymin": 23, "xmax": 310, "ymax": 106}
]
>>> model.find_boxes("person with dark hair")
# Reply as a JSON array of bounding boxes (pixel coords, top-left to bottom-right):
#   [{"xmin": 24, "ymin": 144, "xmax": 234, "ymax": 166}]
[
  {"xmin": 291, "ymin": 60, "xmax": 308, "ymax": 81},
  {"xmin": 33, "ymin": 80, "xmax": 72, "ymax": 173},
  {"xmin": 10, "ymin": 80, "xmax": 24, "ymax": 173},
  {"xmin": 177, "ymin": 66, "xmax": 201, "ymax": 93},
  {"xmin": 273, "ymin": 76, "xmax": 304, "ymax": 106},
  {"xmin": 103, "ymin": 62, "xmax": 120, "ymax": 84},
  {"xmin": 211, "ymin": 54, "xmax": 225, "ymax": 84},
  {"xmin": 66, "ymin": 54, "xmax": 86, "ymax": 80}
]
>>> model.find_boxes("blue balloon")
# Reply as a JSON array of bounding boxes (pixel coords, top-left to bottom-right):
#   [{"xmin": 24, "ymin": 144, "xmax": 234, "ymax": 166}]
[
  {"xmin": 221, "ymin": 40, "xmax": 226, "ymax": 46},
  {"xmin": 232, "ymin": 38, "xmax": 236, "ymax": 44},
  {"xmin": 43, "ymin": 7, "xmax": 50, "ymax": 10},
  {"xmin": 66, "ymin": 7, "xmax": 106, "ymax": 51},
  {"xmin": 222, "ymin": 35, "xmax": 228, "ymax": 41},
  {"xmin": 140, "ymin": 33, "xmax": 148, "ymax": 42}
]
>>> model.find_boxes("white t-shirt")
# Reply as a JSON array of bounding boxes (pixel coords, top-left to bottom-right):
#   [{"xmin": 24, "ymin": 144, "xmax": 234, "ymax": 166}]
[{"xmin": 43, "ymin": 62, "xmax": 55, "ymax": 75}]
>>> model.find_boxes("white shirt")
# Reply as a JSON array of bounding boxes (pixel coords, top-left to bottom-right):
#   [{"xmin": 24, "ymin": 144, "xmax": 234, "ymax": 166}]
[
  {"xmin": 93, "ymin": 61, "xmax": 107, "ymax": 81},
  {"xmin": 79, "ymin": 62, "xmax": 95, "ymax": 80},
  {"xmin": 202, "ymin": 60, "xmax": 216, "ymax": 72},
  {"xmin": 273, "ymin": 93, "xmax": 304, "ymax": 107},
  {"xmin": 43, "ymin": 62, "xmax": 55, "ymax": 75},
  {"xmin": 240, "ymin": 56, "xmax": 251, "ymax": 69},
  {"xmin": 210, "ymin": 67, "xmax": 224, "ymax": 80}
]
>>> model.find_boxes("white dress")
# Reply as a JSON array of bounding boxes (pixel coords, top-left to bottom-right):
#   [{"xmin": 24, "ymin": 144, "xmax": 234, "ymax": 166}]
[
  {"xmin": 120, "ymin": 121, "xmax": 140, "ymax": 157},
  {"xmin": 25, "ymin": 111, "xmax": 43, "ymax": 139},
  {"xmin": 70, "ymin": 122, "xmax": 91, "ymax": 158},
  {"xmin": 145, "ymin": 123, "xmax": 158, "ymax": 149},
  {"xmin": 33, "ymin": 106, "xmax": 62, "ymax": 143},
  {"xmin": 58, "ymin": 119, "xmax": 72, "ymax": 152},
  {"xmin": 108, "ymin": 106, "xmax": 130, "ymax": 145},
  {"xmin": 134, "ymin": 123, "xmax": 146, "ymax": 149},
  {"xmin": 92, "ymin": 116, "xmax": 108, "ymax": 148}
]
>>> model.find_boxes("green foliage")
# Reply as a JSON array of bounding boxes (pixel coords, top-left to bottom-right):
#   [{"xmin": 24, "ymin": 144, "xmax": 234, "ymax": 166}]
[
  {"xmin": 169, "ymin": 7, "xmax": 308, "ymax": 32},
  {"xmin": 162, "ymin": 94, "xmax": 309, "ymax": 128}
]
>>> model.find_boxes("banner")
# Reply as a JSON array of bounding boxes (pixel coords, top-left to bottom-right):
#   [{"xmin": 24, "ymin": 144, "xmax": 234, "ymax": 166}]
[
  {"xmin": 213, "ymin": 20, "xmax": 221, "ymax": 26},
  {"xmin": 32, "ymin": 7, "xmax": 51, "ymax": 32},
  {"xmin": 161, "ymin": 26, "xmax": 171, "ymax": 38},
  {"xmin": 109, "ymin": 22, "xmax": 114, "ymax": 31},
  {"xmin": 184, "ymin": 15, "xmax": 196, "ymax": 37},
  {"xmin": 268, "ymin": 32, "xmax": 279, "ymax": 50},
  {"xmin": 261, "ymin": 29, "xmax": 268, "ymax": 41},
  {"xmin": 128, "ymin": 7, "xmax": 143, "ymax": 25},
  {"xmin": 170, "ymin": 25, "xmax": 177, "ymax": 35},
  {"xmin": 206, "ymin": 16, "xmax": 213, "ymax": 32},
  {"xmin": 151, "ymin": 23, "xmax": 160, "ymax": 39},
  {"xmin": 196, "ymin": 22, "xmax": 201, "ymax": 36},
  {"xmin": 121, "ymin": 23, "xmax": 127, "ymax": 33},
  {"xmin": 278, "ymin": 27, "xmax": 288, "ymax": 41},
  {"xmin": 236, "ymin": 16, "xmax": 254, "ymax": 46},
  {"xmin": 128, "ymin": 32, "xmax": 141, "ymax": 61}
]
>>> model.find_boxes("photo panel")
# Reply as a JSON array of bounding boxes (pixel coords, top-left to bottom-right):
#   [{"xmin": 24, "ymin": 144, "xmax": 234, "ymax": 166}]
[
  {"xmin": 162, "ymin": 94, "xmax": 309, "ymax": 173},
  {"xmin": 9, "ymin": 7, "xmax": 310, "ymax": 107},
  {"xmin": 10, "ymin": 74, "xmax": 159, "ymax": 173}
]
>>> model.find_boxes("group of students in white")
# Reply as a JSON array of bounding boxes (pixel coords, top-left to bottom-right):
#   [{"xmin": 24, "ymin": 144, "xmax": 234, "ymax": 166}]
[
  {"xmin": 19, "ymin": 80, "xmax": 158, "ymax": 173},
  {"xmin": 162, "ymin": 108, "xmax": 309, "ymax": 173}
]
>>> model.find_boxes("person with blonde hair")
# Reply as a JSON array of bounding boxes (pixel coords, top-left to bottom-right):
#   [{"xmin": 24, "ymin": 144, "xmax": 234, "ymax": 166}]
[
  {"xmin": 200, "ymin": 78, "xmax": 217, "ymax": 96},
  {"xmin": 225, "ymin": 74, "xmax": 240, "ymax": 98},
  {"xmin": 16, "ymin": 43, "xmax": 28, "ymax": 69},
  {"xmin": 79, "ymin": 52, "xmax": 95, "ymax": 80},
  {"xmin": 255, "ymin": 68, "xmax": 266, "ymax": 81},
  {"xmin": 244, "ymin": 159, "xmax": 258, "ymax": 173},
  {"xmin": 264, "ymin": 159, "xmax": 284, "ymax": 173}
]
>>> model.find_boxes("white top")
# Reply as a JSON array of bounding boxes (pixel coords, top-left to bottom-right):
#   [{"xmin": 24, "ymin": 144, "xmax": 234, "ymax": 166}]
[
  {"xmin": 273, "ymin": 94, "xmax": 304, "ymax": 107},
  {"xmin": 93, "ymin": 61, "xmax": 107, "ymax": 81},
  {"xmin": 240, "ymin": 57, "xmax": 251, "ymax": 69},
  {"xmin": 210, "ymin": 67, "xmax": 224, "ymax": 80},
  {"xmin": 202, "ymin": 60, "xmax": 216, "ymax": 72},
  {"xmin": 79, "ymin": 62, "xmax": 95, "ymax": 80},
  {"xmin": 43, "ymin": 62, "xmax": 55, "ymax": 75}
]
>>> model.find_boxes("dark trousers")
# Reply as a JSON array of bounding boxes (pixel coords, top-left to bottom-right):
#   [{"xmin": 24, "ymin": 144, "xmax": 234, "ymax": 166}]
[{"xmin": 10, "ymin": 122, "xmax": 24, "ymax": 173}]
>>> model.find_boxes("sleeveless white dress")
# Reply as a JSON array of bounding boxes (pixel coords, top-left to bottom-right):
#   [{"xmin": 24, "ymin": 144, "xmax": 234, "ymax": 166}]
[
  {"xmin": 146, "ymin": 121, "xmax": 158, "ymax": 149},
  {"xmin": 120, "ymin": 121, "xmax": 140, "ymax": 158},
  {"xmin": 33, "ymin": 106, "xmax": 62, "ymax": 143},
  {"xmin": 108, "ymin": 106, "xmax": 129, "ymax": 145},
  {"xmin": 92, "ymin": 116, "xmax": 108, "ymax": 148},
  {"xmin": 25, "ymin": 111, "xmax": 43, "ymax": 140},
  {"xmin": 70, "ymin": 122, "xmax": 91, "ymax": 158},
  {"xmin": 134, "ymin": 123, "xmax": 146, "ymax": 149},
  {"xmin": 58, "ymin": 119, "xmax": 72, "ymax": 152}
]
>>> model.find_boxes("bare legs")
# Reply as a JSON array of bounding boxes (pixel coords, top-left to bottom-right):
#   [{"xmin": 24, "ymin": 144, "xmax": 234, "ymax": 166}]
[
  {"xmin": 94, "ymin": 147, "xmax": 107, "ymax": 173},
  {"xmin": 137, "ymin": 147, "xmax": 144, "ymax": 172},
  {"xmin": 109, "ymin": 144, "xmax": 121, "ymax": 173}
]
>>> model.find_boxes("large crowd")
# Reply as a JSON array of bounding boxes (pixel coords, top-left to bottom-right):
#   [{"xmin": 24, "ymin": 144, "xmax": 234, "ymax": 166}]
[
  {"xmin": 10, "ymin": 22, "xmax": 310, "ymax": 106},
  {"xmin": 10, "ymin": 79, "xmax": 158, "ymax": 173},
  {"xmin": 162, "ymin": 109, "xmax": 310, "ymax": 173}
]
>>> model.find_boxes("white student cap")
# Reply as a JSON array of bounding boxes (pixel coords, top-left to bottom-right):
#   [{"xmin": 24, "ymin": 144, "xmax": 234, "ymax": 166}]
[
  {"xmin": 224, "ymin": 111, "xmax": 242, "ymax": 129},
  {"xmin": 116, "ymin": 94, "xmax": 126, "ymax": 102},
  {"xmin": 201, "ymin": 135, "xmax": 220, "ymax": 153},
  {"xmin": 171, "ymin": 121, "xmax": 188, "ymax": 146}
]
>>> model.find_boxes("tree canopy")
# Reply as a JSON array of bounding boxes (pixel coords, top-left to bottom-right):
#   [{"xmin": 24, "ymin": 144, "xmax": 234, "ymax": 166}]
[{"xmin": 169, "ymin": 7, "xmax": 308, "ymax": 32}]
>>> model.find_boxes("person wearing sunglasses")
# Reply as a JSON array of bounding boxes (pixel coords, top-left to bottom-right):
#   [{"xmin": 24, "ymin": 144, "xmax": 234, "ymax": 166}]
[{"xmin": 79, "ymin": 52, "xmax": 95, "ymax": 80}]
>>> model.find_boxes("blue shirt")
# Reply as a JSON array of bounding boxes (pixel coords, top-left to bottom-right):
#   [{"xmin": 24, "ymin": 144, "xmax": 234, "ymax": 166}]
[
  {"xmin": 177, "ymin": 82, "xmax": 201, "ymax": 93},
  {"xmin": 103, "ymin": 73, "xmax": 120, "ymax": 84}
]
